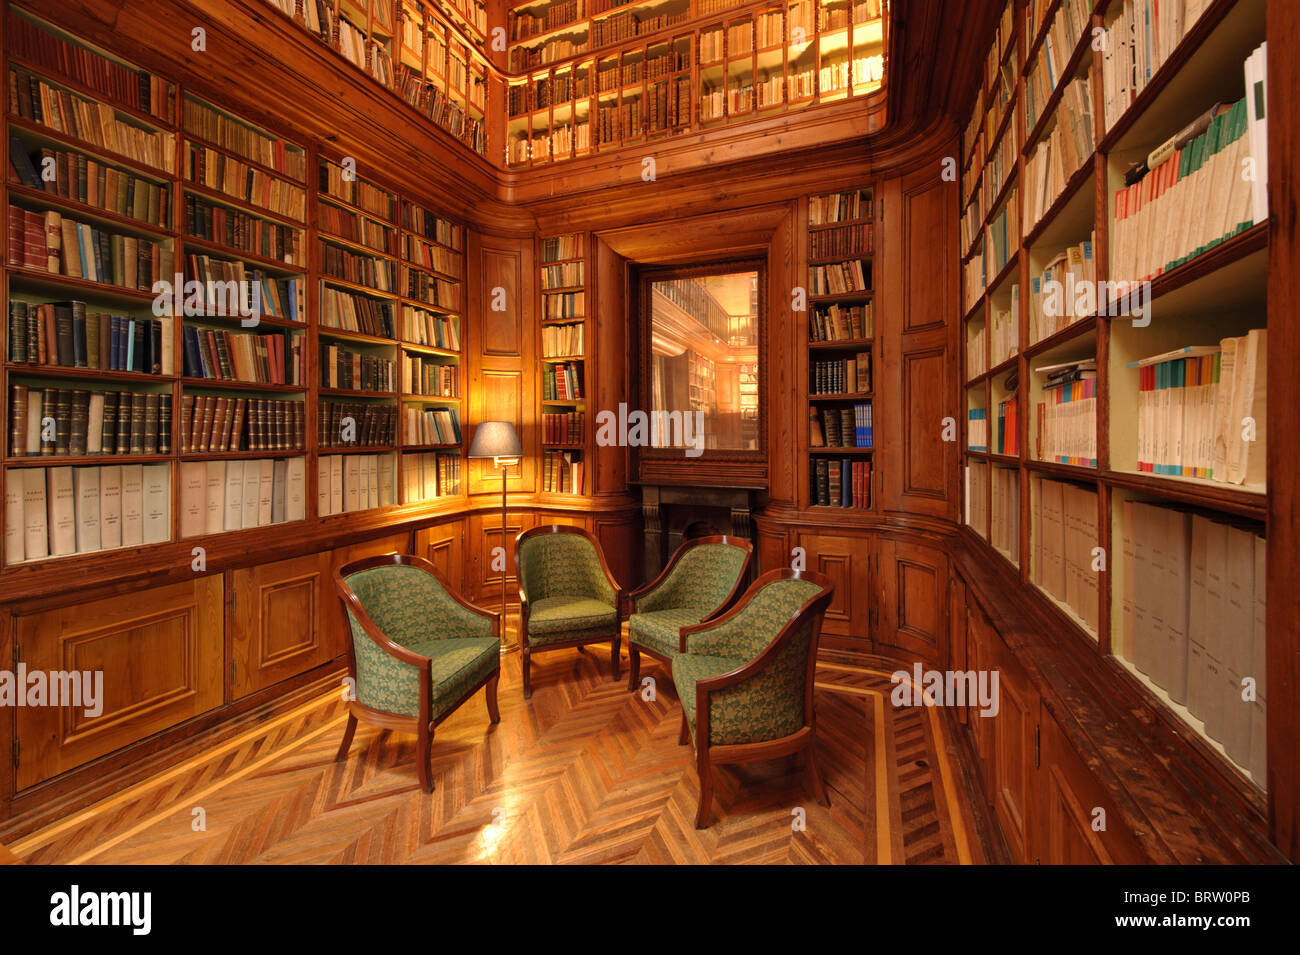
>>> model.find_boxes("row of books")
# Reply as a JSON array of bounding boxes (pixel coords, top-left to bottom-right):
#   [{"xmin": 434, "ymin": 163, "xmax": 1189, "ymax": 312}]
[
  {"xmin": 184, "ymin": 255, "xmax": 304, "ymax": 322},
  {"xmin": 403, "ymin": 234, "xmax": 462, "ymax": 277},
  {"xmin": 7, "ymin": 206, "xmax": 175, "ymax": 291},
  {"xmin": 541, "ymin": 261, "xmax": 584, "ymax": 289},
  {"xmin": 4, "ymin": 463, "xmax": 169, "ymax": 563},
  {"xmin": 1100, "ymin": 0, "xmax": 1214, "ymax": 132},
  {"xmin": 403, "ymin": 205, "xmax": 462, "ymax": 251},
  {"xmin": 540, "ymin": 234, "xmax": 582, "ymax": 262},
  {"xmin": 965, "ymin": 460, "xmax": 988, "ymax": 535},
  {"xmin": 400, "ymin": 451, "xmax": 462, "ymax": 502},
  {"xmin": 320, "ymin": 345, "xmax": 395, "ymax": 392},
  {"xmin": 983, "ymin": 189, "xmax": 1018, "ymax": 285},
  {"xmin": 7, "ymin": 300, "xmax": 173, "ymax": 373},
  {"xmin": 9, "ymin": 68, "xmax": 175, "ymax": 172},
  {"xmin": 406, "ymin": 268, "xmax": 459, "ymax": 310},
  {"xmin": 184, "ymin": 143, "xmax": 306, "ymax": 221},
  {"xmin": 10, "ymin": 13, "xmax": 175, "ymax": 123},
  {"xmin": 8, "ymin": 386, "xmax": 171, "ymax": 457},
  {"xmin": 1110, "ymin": 91, "xmax": 1263, "ymax": 289},
  {"xmin": 179, "ymin": 396, "xmax": 305, "ymax": 453},
  {"xmin": 182, "ymin": 326, "xmax": 302, "ymax": 385},
  {"xmin": 810, "ymin": 222, "xmax": 872, "ymax": 260},
  {"xmin": 989, "ymin": 464, "xmax": 1018, "ymax": 558},
  {"xmin": 542, "ymin": 411, "xmax": 584, "ymax": 445},
  {"xmin": 404, "ymin": 406, "xmax": 461, "ymax": 446},
  {"xmin": 318, "ymin": 159, "xmax": 395, "ymax": 221},
  {"xmin": 543, "ymin": 290, "xmax": 585, "ymax": 319},
  {"xmin": 810, "ymin": 353, "xmax": 871, "ymax": 395},
  {"xmin": 543, "ymin": 361, "xmax": 585, "ymax": 400},
  {"xmin": 993, "ymin": 386, "xmax": 1019, "ymax": 456},
  {"xmin": 178, "ymin": 457, "xmax": 307, "ymax": 538},
  {"xmin": 968, "ymin": 324, "xmax": 988, "ymax": 380},
  {"xmin": 982, "ymin": 119, "xmax": 1017, "ymax": 215},
  {"xmin": 318, "ymin": 454, "xmax": 397, "ymax": 516},
  {"xmin": 1030, "ymin": 237, "xmax": 1094, "ymax": 341},
  {"xmin": 541, "ymin": 449, "xmax": 583, "ymax": 494},
  {"xmin": 809, "ymin": 403, "xmax": 872, "ymax": 448},
  {"xmin": 1131, "ymin": 331, "xmax": 1266, "ymax": 488},
  {"xmin": 1034, "ymin": 360, "xmax": 1096, "ymax": 466},
  {"xmin": 967, "ymin": 406, "xmax": 988, "ymax": 452},
  {"xmin": 1119, "ymin": 500, "xmax": 1265, "ymax": 781},
  {"xmin": 320, "ymin": 287, "xmax": 395, "ymax": 338},
  {"xmin": 182, "ymin": 96, "xmax": 306, "ymax": 181},
  {"xmin": 318, "ymin": 402, "xmax": 398, "ymax": 449},
  {"xmin": 183, "ymin": 195, "xmax": 303, "ymax": 266},
  {"xmin": 1022, "ymin": 0, "xmax": 1090, "ymax": 131},
  {"xmin": 1031, "ymin": 476, "xmax": 1098, "ymax": 634},
  {"xmin": 541, "ymin": 322, "xmax": 583, "ymax": 357},
  {"xmin": 404, "ymin": 355, "xmax": 458, "ymax": 396},
  {"xmin": 318, "ymin": 200, "xmax": 395, "ymax": 255},
  {"xmin": 991, "ymin": 290, "xmax": 1019, "ymax": 366},
  {"xmin": 1023, "ymin": 73, "xmax": 1094, "ymax": 229},
  {"xmin": 321, "ymin": 242, "xmax": 396, "ymax": 292},
  {"xmin": 809, "ymin": 260, "xmax": 868, "ymax": 295},
  {"xmin": 811, "ymin": 457, "xmax": 871, "ymax": 508},
  {"xmin": 508, "ymin": 0, "xmax": 584, "ymax": 42},
  {"xmin": 9, "ymin": 140, "xmax": 170, "ymax": 228},
  {"xmin": 401, "ymin": 306, "xmax": 460, "ymax": 350},
  {"xmin": 809, "ymin": 302, "xmax": 871, "ymax": 342}
]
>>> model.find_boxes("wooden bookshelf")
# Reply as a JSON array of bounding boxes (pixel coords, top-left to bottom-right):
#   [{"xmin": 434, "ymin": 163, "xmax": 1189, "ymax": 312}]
[
  {"xmin": 538, "ymin": 232, "xmax": 588, "ymax": 495},
  {"xmin": 957, "ymin": 0, "xmax": 1270, "ymax": 788}
]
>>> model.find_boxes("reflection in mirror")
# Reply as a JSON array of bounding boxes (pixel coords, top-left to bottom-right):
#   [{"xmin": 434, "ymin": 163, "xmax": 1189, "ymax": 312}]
[{"xmin": 650, "ymin": 271, "xmax": 760, "ymax": 452}]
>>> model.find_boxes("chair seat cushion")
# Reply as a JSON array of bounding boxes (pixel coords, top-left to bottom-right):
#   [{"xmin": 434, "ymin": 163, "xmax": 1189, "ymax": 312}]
[
  {"xmin": 526, "ymin": 596, "xmax": 619, "ymax": 646},
  {"xmin": 407, "ymin": 636, "xmax": 501, "ymax": 722},
  {"xmin": 628, "ymin": 607, "xmax": 713, "ymax": 659}
]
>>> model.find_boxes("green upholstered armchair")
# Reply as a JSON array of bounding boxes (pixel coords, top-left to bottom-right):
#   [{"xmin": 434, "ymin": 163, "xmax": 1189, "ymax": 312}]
[
  {"xmin": 515, "ymin": 524, "xmax": 624, "ymax": 699},
  {"xmin": 625, "ymin": 535, "xmax": 753, "ymax": 692},
  {"xmin": 671, "ymin": 568, "xmax": 835, "ymax": 828},
  {"xmin": 334, "ymin": 554, "xmax": 501, "ymax": 793}
]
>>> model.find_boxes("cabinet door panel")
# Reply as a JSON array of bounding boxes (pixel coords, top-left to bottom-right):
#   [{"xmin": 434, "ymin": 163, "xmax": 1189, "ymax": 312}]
[
  {"xmin": 991, "ymin": 658, "xmax": 1034, "ymax": 864},
  {"xmin": 14, "ymin": 576, "xmax": 223, "ymax": 789},
  {"xmin": 415, "ymin": 519, "xmax": 465, "ymax": 582},
  {"xmin": 795, "ymin": 531, "xmax": 869, "ymax": 639},
  {"xmin": 229, "ymin": 551, "xmax": 337, "ymax": 700},
  {"xmin": 878, "ymin": 537, "xmax": 948, "ymax": 664}
]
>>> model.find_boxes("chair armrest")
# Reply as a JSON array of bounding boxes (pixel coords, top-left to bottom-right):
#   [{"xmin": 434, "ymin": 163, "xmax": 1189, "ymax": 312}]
[
  {"xmin": 434, "ymin": 586, "xmax": 501, "ymax": 641},
  {"xmin": 677, "ymin": 591, "xmax": 756, "ymax": 654}
]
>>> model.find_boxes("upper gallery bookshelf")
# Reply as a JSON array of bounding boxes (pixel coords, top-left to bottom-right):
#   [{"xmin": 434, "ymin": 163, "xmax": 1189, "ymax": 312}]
[
  {"xmin": 959, "ymin": 0, "xmax": 1269, "ymax": 789},
  {"xmin": 505, "ymin": 0, "xmax": 886, "ymax": 165},
  {"xmin": 261, "ymin": 0, "xmax": 493, "ymax": 158},
  {"xmin": 2, "ymin": 6, "xmax": 470, "ymax": 567},
  {"xmin": 804, "ymin": 185, "xmax": 873, "ymax": 512},
  {"xmin": 538, "ymin": 232, "xmax": 588, "ymax": 495}
]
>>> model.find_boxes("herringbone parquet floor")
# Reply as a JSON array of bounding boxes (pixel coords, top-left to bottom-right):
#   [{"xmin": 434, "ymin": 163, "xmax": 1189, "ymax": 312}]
[{"xmin": 10, "ymin": 650, "xmax": 980, "ymax": 864}]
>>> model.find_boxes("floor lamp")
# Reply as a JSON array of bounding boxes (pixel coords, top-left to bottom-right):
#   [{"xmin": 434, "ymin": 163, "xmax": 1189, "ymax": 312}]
[{"xmin": 469, "ymin": 421, "xmax": 522, "ymax": 654}]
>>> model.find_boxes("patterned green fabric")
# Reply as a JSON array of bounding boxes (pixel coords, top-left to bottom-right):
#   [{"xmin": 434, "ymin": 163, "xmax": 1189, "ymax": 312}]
[
  {"xmin": 343, "ymin": 564, "xmax": 497, "ymax": 720},
  {"xmin": 674, "ymin": 620, "xmax": 815, "ymax": 746},
  {"xmin": 344, "ymin": 565, "xmax": 494, "ymax": 646},
  {"xmin": 518, "ymin": 532, "xmax": 615, "ymax": 606},
  {"xmin": 525, "ymin": 596, "xmax": 618, "ymax": 646},
  {"xmin": 683, "ymin": 578, "xmax": 822, "ymax": 659},
  {"xmin": 628, "ymin": 606, "xmax": 712, "ymax": 659},
  {"xmin": 635, "ymin": 543, "xmax": 748, "ymax": 615}
]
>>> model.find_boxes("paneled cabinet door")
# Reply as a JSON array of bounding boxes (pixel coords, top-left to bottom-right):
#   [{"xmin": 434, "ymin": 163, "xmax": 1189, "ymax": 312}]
[
  {"xmin": 876, "ymin": 537, "xmax": 948, "ymax": 665},
  {"xmin": 14, "ymin": 576, "xmax": 224, "ymax": 790},
  {"xmin": 988, "ymin": 641, "xmax": 1038, "ymax": 865},
  {"xmin": 469, "ymin": 511, "xmax": 533, "ymax": 605},
  {"xmin": 227, "ymin": 551, "xmax": 338, "ymax": 701},
  {"xmin": 414, "ymin": 519, "xmax": 466, "ymax": 581},
  {"xmin": 794, "ymin": 530, "xmax": 870, "ymax": 640}
]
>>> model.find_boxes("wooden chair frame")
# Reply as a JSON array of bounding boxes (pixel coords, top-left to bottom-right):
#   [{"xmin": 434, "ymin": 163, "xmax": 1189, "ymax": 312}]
[
  {"xmin": 515, "ymin": 524, "xmax": 625, "ymax": 699},
  {"xmin": 624, "ymin": 534, "xmax": 754, "ymax": 691},
  {"xmin": 676, "ymin": 568, "xmax": 835, "ymax": 829},
  {"xmin": 334, "ymin": 553, "xmax": 501, "ymax": 793}
]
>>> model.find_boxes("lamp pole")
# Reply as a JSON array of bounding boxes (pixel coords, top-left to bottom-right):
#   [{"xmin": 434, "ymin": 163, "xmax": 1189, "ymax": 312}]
[{"xmin": 498, "ymin": 454, "xmax": 519, "ymax": 653}]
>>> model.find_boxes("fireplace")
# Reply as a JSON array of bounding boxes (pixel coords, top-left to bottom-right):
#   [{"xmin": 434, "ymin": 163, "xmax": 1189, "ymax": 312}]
[{"xmin": 636, "ymin": 482, "xmax": 761, "ymax": 581}]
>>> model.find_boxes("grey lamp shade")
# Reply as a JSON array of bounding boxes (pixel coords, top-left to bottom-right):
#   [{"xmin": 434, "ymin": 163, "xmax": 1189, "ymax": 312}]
[{"xmin": 468, "ymin": 421, "xmax": 522, "ymax": 458}]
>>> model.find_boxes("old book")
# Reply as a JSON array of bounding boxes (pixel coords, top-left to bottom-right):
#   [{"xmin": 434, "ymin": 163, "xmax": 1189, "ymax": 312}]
[
  {"xmin": 1201, "ymin": 516, "xmax": 1229, "ymax": 742},
  {"xmin": 256, "ymin": 458, "xmax": 274, "ymax": 527},
  {"xmin": 240, "ymin": 460, "xmax": 260, "ymax": 529},
  {"xmin": 204, "ymin": 460, "xmax": 226, "ymax": 535},
  {"xmin": 1249, "ymin": 533, "xmax": 1266, "ymax": 783},
  {"xmin": 179, "ymin": 461, "xmax": 206, "ymax": 539},
  {"xmin": 1162, "ymin": 507, "xmax": 1192, "ymax": 703},
  {"xmin": 142, "ymin": 462, "xmax": 169, "ymax": 544},
  {"xmin": 223, "ymin": 460, "xmax": 245, "ymax": 532},
  {"xmin": 120, "ymin": 463, "xmax": 144, "ymax": 547},
  {"xmin": 317, "ymin": 456, "xmax": 331, "ymax": 517},
  {"xmin": 73, "ymin": 466, "xmax": 101, "ymax": 554},
  {"xmin": 330, "ymin": 456, "xmax": 344, "ymax": 515},
  {"xmin": 344, "ymin": 456, "xmax": 360, "ymax": 512},
  {"xmin": 1187, "ymin": 514, "xmax": 1213, "ymax": 721},
  {"xmin": 87, "ymin": 391, "xmax": 104, "ymax": 454},
  {"xmin": 22, "ymin": 467, "xmax": 49, "ymax": 560},
  {"xmin": 46, "ymin": 465, "xmax": 76, "ymax": 556},
  {"xmin": 271, "ymin": 459, "xmax": 287, "ymax": 525},
  {"xmin": 1222, "ymin": 525, "xmax": 1257, "ymax": 765},
  {"xmin": 9, "ymin": 383, "xmax": 28, "ymax": 457},
  {"xmin": 5, "ymin": 475, "xmax": 24, "ymax": 563},
  {"xmin": 99, "ymin": 465, "xmax": 122, "ymax": 550}
]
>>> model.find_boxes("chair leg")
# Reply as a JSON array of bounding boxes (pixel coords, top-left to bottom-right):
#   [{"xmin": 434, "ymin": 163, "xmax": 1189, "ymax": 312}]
[
  {"xmin": 627, "ymin": 644, "xmax": 641, "ymax": 691},
  {"xmin": 522, "ymin": 647, "xmax": 533, "ymax": 700},
  {"xmin": 335, "ymin": 712, "xmax": 358, "ymax": 762},
  {"xmin": 417, "ymin": 727, "xmax": 433, "ymax": 794},
  {"xmin": 695, "ymin": 745, "xmax": 713, "ymax": 829},
  {"xmin": 485, "ymin": 672, "xmax": 501, "ymax": 724},
  {"xmin": 679, "ymin": 709, "xmax": 690, "ymax": 745},
  {"xmin": 610, "ymin": 636, "xmax": 621, "ymax": 681},
  {"xmin": 805, "ymin": 743, "xmax": 830, "ymax": 807}
]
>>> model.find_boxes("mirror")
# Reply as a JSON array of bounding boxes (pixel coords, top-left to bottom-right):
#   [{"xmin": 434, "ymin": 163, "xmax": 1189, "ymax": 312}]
[{"xmin": 646, "ymin": 267, "xmax": 761, "ymax": 454}]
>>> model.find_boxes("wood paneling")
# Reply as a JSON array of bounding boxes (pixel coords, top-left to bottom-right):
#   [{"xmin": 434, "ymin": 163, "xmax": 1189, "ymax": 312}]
[
  {"xmin": 877, "ymin": 537, "xmax": 948, "ymax": 664},
  {"xmin": 13, "ymin": 576, "xmax": 223, "ymax": 790},
  {"xmin": 794, "ymin": 531, "xmax": 870, "ymax": 640},
  {"xmin": 414, "ymin": 520, "xmax": 466, "ymax": 581},
  {"xmin": 469, "ymin": 511, "xmax": 533, "ymax": 606},
  {"xmin": 592, "ymin": 236, "xmax": 629, "ymax": 496},
  {"xmin": 228, "ymin": 552, "xmax": 337, "ymax": 700}
]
